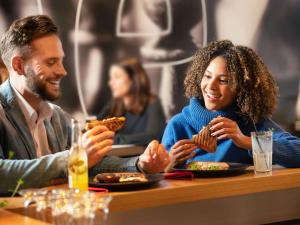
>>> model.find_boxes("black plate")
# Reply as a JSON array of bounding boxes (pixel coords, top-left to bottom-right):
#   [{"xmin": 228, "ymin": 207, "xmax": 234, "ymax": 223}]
[
  {"xmin": 175, "ymin": 162, "xmax": 250, "ymax": 177},
  {"xmin": 89, "ymin": 173, "xmax": 163, "ymax": 191}
]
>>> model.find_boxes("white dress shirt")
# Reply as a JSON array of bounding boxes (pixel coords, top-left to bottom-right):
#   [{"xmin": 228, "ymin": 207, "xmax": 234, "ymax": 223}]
[{"xmin": 11, "ymin": 83, "xmax": 53, "ymax": 157}]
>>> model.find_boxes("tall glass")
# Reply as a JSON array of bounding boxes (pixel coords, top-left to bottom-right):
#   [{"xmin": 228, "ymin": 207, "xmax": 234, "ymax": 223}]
[{"xmin": 251, "ymin": 131, "xmax": 273, "ymax": 173}]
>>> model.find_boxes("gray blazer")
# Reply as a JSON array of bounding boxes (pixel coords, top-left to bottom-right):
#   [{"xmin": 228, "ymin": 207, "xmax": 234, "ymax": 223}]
[{"xmin": 0, "ymin": 80, "xmax": 138, "ymax": 194}]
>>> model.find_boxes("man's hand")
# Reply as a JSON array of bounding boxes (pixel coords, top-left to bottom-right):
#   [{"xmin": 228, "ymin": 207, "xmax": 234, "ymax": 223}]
[
  {"xmin": 138, "ymin": 140, "xmax": 171, "ymax": 174},
  {"xmin": 81, "ymin": 125, "xmax": 114, "ymax": 168}
]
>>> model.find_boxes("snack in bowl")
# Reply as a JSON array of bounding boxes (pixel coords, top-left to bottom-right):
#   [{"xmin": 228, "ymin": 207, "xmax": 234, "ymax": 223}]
[
  {"xmin": 85, "ymin": 117, "xmax": 126, "ymax": 132},
  {"xmin": 192, "ymin": 124, "xmax": 217, "ymax": 152},
  {"xmin": 93, "ymin": 172, "xmax": 148, "ymax": 183},
  {"xmin": 186, "ymin": 161, "xmax": 229, "ymax": 171}
]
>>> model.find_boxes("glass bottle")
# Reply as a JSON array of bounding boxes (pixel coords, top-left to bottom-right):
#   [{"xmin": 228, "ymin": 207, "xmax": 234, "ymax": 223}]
[{"xmin": 68, "ymin": 119, "xmax": 88, "ymax": 191}]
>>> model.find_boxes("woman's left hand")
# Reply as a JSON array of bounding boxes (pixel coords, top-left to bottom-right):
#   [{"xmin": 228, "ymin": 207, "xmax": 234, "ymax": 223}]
[{"xmin": 209, "ymin": 116, "xmax": 251, "ymax": 150}]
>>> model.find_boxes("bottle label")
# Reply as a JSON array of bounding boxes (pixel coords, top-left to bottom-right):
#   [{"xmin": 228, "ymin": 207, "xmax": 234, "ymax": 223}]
[{"xmin": 68, "ymin": 175, "xmax": 73, "ymax": 188}]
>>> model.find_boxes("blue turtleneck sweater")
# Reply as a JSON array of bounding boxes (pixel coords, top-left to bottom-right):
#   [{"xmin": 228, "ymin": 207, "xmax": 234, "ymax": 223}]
[{"xmin": 162, "ymin": 98, "xmax": 300, "ymax": 168}]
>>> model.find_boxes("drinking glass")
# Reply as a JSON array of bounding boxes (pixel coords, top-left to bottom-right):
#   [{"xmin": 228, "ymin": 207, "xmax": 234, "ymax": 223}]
[
  {"xmin": 20, "ymin": 188, "xmax": 112, "ymax": 225},
  {"xmin": 251, "ymin": 131, "xmax": 273, "ymax": 173}
]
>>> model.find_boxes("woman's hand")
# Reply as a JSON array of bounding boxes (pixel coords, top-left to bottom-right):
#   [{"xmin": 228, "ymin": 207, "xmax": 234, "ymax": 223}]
[
  {"xmin": 209, "ymin": 116, "xmax": 251, "ymax": 150},
  {"xmin": 169, "ymin": 139, "xmax": 197, "ymax": 167}
]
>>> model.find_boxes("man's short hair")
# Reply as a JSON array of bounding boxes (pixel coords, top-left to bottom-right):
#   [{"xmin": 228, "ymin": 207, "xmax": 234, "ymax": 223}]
[{"xmin": 0, "ymin": 15, "xmax": 58, "ymax": 68}]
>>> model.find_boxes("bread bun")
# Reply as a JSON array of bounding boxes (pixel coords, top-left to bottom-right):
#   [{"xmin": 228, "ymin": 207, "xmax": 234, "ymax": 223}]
[
  {"xmin": 85, "ymin": 117, "xmax": 126, "ymax": 132},
  {"xmin": 187, "ymin": 161, "xmax": 229, "ymax": 170},
  {"xmin": 192, "ymin": 124, "xmax": 217, "ymax": 152},
  {"xmin": 93, "ymin": 172, "xmax": 148, "ymax": 183}
]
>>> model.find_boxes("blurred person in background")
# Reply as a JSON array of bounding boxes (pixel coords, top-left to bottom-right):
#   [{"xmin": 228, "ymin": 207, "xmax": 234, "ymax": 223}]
[{"xmin": 97, "ymin": 58, "xmax": 166, "ymax": 146}]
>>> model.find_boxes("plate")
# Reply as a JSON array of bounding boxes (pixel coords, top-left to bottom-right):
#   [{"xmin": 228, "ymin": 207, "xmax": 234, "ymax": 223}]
[
  {"xmin": 112, "ymin": 144, "xmax": 135, "ymax": 148},
  {"xmin": 175, "ymin": 162, "xmax": 250, "ymax": 177},
  {"xmin": 89, "ymin": 173, "xmax": 163, "ymax": 191},
  {"xmin": 107, "ymin": 145, "xmax": 144, "ymax": 157}
]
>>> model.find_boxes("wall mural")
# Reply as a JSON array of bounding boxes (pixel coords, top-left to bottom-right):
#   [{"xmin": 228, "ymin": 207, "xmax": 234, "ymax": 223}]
[{"xmin": 0, "ymin": 0, "xmax": 299, "ymax": 134}]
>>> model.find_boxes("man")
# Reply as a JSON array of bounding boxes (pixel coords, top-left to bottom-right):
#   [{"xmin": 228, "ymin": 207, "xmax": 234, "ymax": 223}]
[{"xmin": 0, "ymin": 15, "xmax": 170, "ymax": 193}]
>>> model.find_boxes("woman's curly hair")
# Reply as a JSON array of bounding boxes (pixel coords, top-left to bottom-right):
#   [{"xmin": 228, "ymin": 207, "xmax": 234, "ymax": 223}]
[{"xmin": 184, "ymin": 40, "xmax": 278, "ymax": 123}]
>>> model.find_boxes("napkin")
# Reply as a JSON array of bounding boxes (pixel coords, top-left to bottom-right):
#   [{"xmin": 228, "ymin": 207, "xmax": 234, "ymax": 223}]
[
  {"xmin": 88, "ymin": 187, "xmax": 109, "ymax": 193},
  {"xmin": 164, "ymin": 171, "xmax": 194, "ymax": 179}
]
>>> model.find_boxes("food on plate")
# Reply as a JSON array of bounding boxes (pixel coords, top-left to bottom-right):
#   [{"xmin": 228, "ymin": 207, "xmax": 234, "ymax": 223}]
[
  {"xmin": 186, "ymin": 161, "xmax": 229, "ymax": 171},
  {"xmin": 192, "ymin": 124, "xmax": 217, "ymax": 152},
  {"xmin": 93, "ymin": 172, "xmax": 148, "ymax": 183},
  {"xmin": 84, "ymin": 117, "xmax": 126, "ymax": 132}
]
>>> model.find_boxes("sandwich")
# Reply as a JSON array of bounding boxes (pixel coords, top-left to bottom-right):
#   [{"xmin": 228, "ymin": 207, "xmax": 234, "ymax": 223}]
[
  {"xmin": 84, "ymin": 116, "xmax": 126, "ymax": 132},
  {"xmin": 93, "ymin": 172, "xmax": 148, "ymax": 183},
  {"xmin": 192, "ymin": 124, "xmax": 217, "ymax": 152},
  {"xmin": 186, "ymin": 161, "xmax": 229, "ymax": 170}
]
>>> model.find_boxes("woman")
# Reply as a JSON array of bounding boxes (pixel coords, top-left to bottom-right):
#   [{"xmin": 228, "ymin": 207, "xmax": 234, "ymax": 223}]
[
  {"xmin": 162, "ymin": 40, "xmax": 300, "ymax": 168},
  {"xmin": 97, "ymin": 58, "xmax": 166, "ymax": 146}
]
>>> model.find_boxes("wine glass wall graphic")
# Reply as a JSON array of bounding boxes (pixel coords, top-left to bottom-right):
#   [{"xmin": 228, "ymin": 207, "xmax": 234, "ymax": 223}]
[
  {"xmin": 116, "ymin": 0, "xmax": 172, "ymax": 37},
  {"xmin": 71, "ymin": 0, "xmax": 208, "ymax": 118},
  {"xmin": 74, "ymin": 0, "xmax": 123, "ymax": 118},
  {"xmin": 115, "ymin": 0, "xmax": 207, "ymax": 118},
  {"xmin": 12, "ymin": 0, "xmax": 207, "ymax": 119},
  {"xmin": 36, "ymin": 0, "xmax": 43, "ymax": 14}
]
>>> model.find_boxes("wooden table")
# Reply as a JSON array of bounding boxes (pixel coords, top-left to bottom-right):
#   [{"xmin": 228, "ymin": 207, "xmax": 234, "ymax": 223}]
[{"xmin": 1, "ymin": 167, "xmax": 300, "ymax": 225}]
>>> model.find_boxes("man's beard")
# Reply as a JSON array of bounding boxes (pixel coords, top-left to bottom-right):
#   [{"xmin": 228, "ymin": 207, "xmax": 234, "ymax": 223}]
[{"xmin": 25, "ymin": 68, "xmax": 61, "ymax": 102}]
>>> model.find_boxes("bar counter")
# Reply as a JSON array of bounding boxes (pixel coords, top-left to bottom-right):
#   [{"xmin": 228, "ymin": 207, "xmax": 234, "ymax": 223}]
[{"xmin": 1, "ymin": 167, "xmax": 300, "ymax": 225}]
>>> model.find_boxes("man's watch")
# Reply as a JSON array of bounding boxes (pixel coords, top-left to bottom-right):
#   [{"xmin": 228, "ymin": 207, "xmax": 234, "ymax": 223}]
[{"xmin": 136, "ymin": 159, "xmax": 147, "ymax": 174}]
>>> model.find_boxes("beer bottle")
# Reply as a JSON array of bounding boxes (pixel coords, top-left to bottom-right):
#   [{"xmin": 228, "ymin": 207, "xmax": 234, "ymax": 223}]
[{"xmin": 68, "ymin": 119, "xmax": 88, "ymax": 190}]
